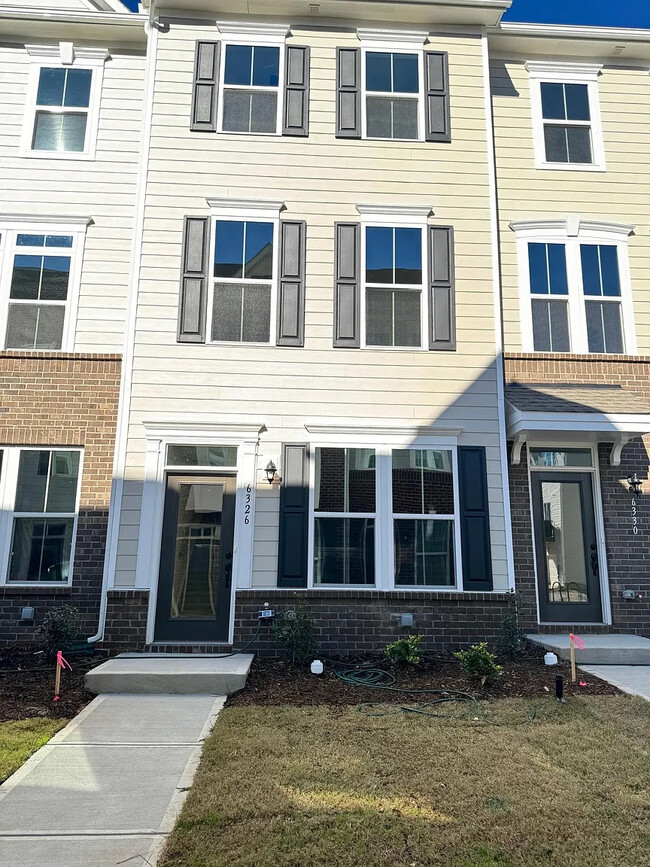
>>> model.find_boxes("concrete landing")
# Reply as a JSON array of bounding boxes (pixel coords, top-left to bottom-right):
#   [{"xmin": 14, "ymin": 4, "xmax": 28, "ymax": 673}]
[
  {"xmin": 579, "ymin": 665, "xmax": 650, "ymax": 702},
  {"xmin": 85, "ymin": 653, "xmax": 254, "ymax": 695},
  {"xmin": 527, "ymin": 633, "xmax": 650, "ymax": 665}
]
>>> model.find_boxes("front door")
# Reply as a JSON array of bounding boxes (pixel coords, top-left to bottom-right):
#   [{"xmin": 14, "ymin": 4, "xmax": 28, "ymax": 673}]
[
  {"xmin": 531, "ymin": 472, "xmax": 603, "ymax": 623},
  {"xmin": 154, "ymin": 474, "xmax": 235, "ymax": 642}
]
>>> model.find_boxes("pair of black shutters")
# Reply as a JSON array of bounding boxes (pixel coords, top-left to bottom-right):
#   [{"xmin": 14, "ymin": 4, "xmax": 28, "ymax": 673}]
[
  {"xmin": 191, "ymin": 43, "xmax": 451, "ymax": 142},
  {"xmin": 278, "ymin": 444, "xmax": 493, "ymax": 591},
  {"xmin": 178, "ymin": 218, "xmax": 456, "ymax": 351}
]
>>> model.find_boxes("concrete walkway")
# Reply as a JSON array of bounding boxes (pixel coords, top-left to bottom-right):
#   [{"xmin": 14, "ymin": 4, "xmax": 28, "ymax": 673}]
[
  {"xmin": 0, "ymin": 694, "xmax": 224, "ymax": 866},
  {"xmin": 579, "ymin": 665, "xmax": 650, "ymax": 701}
]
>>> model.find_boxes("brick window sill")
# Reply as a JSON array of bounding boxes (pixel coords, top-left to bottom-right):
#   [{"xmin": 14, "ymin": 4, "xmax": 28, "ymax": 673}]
[{"xmin": 0, "ymin": 585, "xmax": 73, "ymax": 596}]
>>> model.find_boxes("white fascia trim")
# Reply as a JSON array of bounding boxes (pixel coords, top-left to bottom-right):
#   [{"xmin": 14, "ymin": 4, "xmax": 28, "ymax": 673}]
[
  {"xmin": 0, "ymin": 215, "xmax": 92, "ymax": 229},
  {"xmin": 356, "ymin": 204, "xmax": 432, "ymax": 220},
  {"xmin": 217, "ymin": 21, "xmax": 290, "ymax": 42},
  {"xmin": 525, "ymin": 60, "xmax": 603, "ymax": 81},
  {"xmin": 25, "ymin": 44, "xmax": 110, "ymax": 65},
  {"xmin": 0, "ymin": 8, "xmax": 142, "ymax": 25},
  {"xmin": 305, "ymin": 422, "xmax": 462, "ymax": 446},
  {"xmin": 498, "ymin": 22, "xmax": 650, "ymax": 43},
  {"xmin": 206, "ymin": 198, "xmax": 285, "ymax": 218},
  {"xmin": 357, "ymin": 28, "xmax": 429, "ymax": 49},
  {"xmin": 509, "ymin": 218, "xmax": 634, "ymax": 239},
  {"xmin": 143, "ymin": 421, "xmax": 267, "ymax": 441},
  {"xmin": 507, "ymin": 408, "xmax": 650, "ymax": 437}
]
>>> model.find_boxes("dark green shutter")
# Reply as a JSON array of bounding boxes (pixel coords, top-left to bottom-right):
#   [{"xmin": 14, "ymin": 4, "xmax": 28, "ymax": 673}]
[
  {"xmin": 428, "ymin": 226, "xmax": 456, "ymax": 351},
  {"xmin": 191, "ymin": 41, "xmax": 219, "ymax": 132},
  {"xmin": 336, "ymin": 47, "xmax": 361, "ymax": 138},
  {"xmin": 283, "ymin": 46, "xmax": 310, "ymax": 136},
  {"xmin": 333, "ymin": 222, "xmax": 360, "ymax": 348},
  {"xmin": 277, "ymin": 220, "xmax": 307, "ymax": 346},
  {"xmin": 458, "ymin": 446, "xmax": 493, "ymax": 591},
  {"xmin": 177, "ymin": 216, "xmax": 209, "ymax": 343},
  {"xmin": 277, "ymin": 443, "xmax": 310, "ymax": 587},
  {"xmin": 425, "ymin": 51, "xmax": 451, "ymax": 142}
]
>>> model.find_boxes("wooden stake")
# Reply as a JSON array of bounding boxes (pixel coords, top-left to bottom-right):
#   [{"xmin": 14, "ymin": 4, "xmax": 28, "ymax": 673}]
[
  {"xmin": 54, "ymin": 651, "xmax": 61, "ymax": 697},
  {"xmin": 570, "ymin": 637, "xmax": 576, "ymax": 683}
]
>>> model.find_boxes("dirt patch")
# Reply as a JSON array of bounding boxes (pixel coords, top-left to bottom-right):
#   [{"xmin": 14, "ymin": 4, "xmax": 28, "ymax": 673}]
[
  {"xmin": 228, "ymin": 646, "xmax": 621, "ymax": 708},
  {"xmin": 0, "ymin": 647, "xmax": 104, "ymax": 722}
]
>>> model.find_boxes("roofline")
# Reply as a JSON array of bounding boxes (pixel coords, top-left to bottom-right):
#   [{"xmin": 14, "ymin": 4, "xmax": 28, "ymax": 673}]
[
  {"xmin": 0, "ymin": 6, "xmax": 145, "ymax": 26},
  {"xmin": 493, "ymin": 21, "xmax": 650, "ymax": 43}
]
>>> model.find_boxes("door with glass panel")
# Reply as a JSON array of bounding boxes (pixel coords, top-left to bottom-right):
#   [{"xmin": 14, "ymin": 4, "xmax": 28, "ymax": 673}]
[
  {"xmin": 154, "ymin": 475, "xmax": 236, "ymax": 642},
  {"xmin": 531, "ymin": 465, "xmax": 602, "ymax": 623}
]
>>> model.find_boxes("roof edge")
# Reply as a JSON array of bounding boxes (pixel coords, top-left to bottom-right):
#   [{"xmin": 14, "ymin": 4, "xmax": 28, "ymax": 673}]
[{"xmin": 493, "ymin": 21, "xmax": 650, "ymax": 43}]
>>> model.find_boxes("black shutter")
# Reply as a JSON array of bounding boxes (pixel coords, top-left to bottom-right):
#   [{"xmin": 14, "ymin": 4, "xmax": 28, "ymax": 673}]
[
  {"xmin": 283, "ymin": 45, "xmax": 310, "ymax": 136},
  {"xmin": 191, "ymin": 41, "xmax": 220, "ymax": 132},
  {"xmin": 333, "ymin": 222, "xmax": 360, "ymax": 348},
  {"xmin": 178, "ymin": 216, "xmax": 209, "ymax": 343},
  {"xmin": 458, "ymin": 446, "xmax": 493, "ymax": 591},
  {"xmin": 277, "ymin": 220, "xmax": 307, "ymax": 346},
  {"xmin": 336, "ymin": 47, "xmax": 361, "ymax": 138},
  {"xmin": 277, "ymin": 443, "xmax": 310, "ymax": 587},
  {"xmin": 424, "ymin": 51, "xmax": 451, "ymax": 142},
  {"xmin": 428, "ymin": 226, "xmax": 456, "ymax": 351}
]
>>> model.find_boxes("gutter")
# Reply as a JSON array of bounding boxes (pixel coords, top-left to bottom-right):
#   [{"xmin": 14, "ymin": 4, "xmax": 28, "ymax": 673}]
[
  {"xmin": 492, "ymin": 22, "xmax": 650, "ymax": 42},
  {"xmin": 0, "ymin": 7, "xmax": 145, "ymax": 27}
]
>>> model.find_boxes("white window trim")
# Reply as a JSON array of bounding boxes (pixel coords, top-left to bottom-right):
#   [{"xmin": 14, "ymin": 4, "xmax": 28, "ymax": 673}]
[
  {"xmin": 511, "ymin": 217, "xmax": 636, "ymax": 356},
  {"xmin": 526, "ymin": 61, "xmax": 605, "ymax": 172},
  {"xmin": 0, "ymin": 217, "xmax": 90, "ymax": 353},
  {"xmin": 358, "ymin": 30, "xmax": 428, "ymax": 143},
  {"xmin": 205, "ymin": 198, "xmax": 282, "ymax": 348},
  {"xmin": 21, "ymin": 44, "xmax": 108, "ymax": 161},
  {"xmin": 0, "ymin": 446, "xmax": 84, "ymax": 588},
  {"xmin": 357, "ymin": 205, "xmax": 431, "ymax": 351},
  {"xmin": 304, "ymin": 426, "xmax": 463, "ymax": 592},
  {"xmin": 216, "ymin": 22, "xmax": 289, "ymax": 137}
]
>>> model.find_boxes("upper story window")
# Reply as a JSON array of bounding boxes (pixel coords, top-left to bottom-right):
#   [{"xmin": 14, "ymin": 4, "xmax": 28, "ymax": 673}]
[
  {"xmin": 526, "ymin": 62, "xmax": 605, "ymax": 171},
  {"xmin": 512, "ymin": 219, "xmax": 636, "ymax": 355},
  {"xmin": 365, "ymin": 51, "xmax": 421, "ymax": 139},
  {"xmin": 22, "ymin": 44, "xmax": 108, "ymax": 160},
  {"xmin": 0, "ymin": 220, "xmax": 88, "ymax": 351}
]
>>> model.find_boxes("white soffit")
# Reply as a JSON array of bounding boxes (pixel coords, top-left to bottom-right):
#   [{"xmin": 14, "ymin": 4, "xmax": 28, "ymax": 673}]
[{"xmin": 489, "ymin": 22, "xmax": 650, "ymax": 63}]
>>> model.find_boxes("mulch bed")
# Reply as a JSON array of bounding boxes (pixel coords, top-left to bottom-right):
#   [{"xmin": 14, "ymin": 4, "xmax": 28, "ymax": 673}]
[
  {"xmin": 228, "ymin": 645, "xmax": 621, "ymax": 708},
  {"xmin": 0, "ymin": 647, "xmax": 104, "ymax": 722}
]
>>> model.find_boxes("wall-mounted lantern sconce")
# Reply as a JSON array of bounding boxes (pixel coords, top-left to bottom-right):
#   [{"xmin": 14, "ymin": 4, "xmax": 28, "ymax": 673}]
[
  {"xmin": 265, "ymin": 461, "xmax": 280, "ymax": 485},
  {"xmin": 627, "ymin": 472, "xmax": 643, "ymax": 496}
]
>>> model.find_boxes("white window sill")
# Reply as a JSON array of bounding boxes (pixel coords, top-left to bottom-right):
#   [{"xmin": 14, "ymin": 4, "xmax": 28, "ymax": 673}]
[
  {"xmin": 362, "ymin": 136, "xmax": 423, "ymax": 143},
  {"xmin": 536, "ymin": 161, "xmax": 606, "ymax": 173},
  {"xmin": 19, "ymin": 149, "xmax": 95, "ymax": 162},
  {"xmin": 216, "ymin": 129, "xmax": 281, "ymax": 137}
]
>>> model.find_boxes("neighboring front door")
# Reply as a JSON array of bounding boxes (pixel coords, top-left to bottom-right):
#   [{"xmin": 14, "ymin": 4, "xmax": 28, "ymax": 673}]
[
  {"xmin": 154, "ymin": 474, "xmax": 236, "ymax": 642},
  {"xmin": 531, "ymin": 472, "xmax": 603, "ymax": 623}
]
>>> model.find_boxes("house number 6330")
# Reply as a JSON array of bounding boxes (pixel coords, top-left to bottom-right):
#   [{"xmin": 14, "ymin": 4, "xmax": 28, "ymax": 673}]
[
  {"xmin": 632, "ymin": 497, "xmax": 638, "ymax": 535},
  {"xmin": 244, "ymin": 484, "xmax": 252, "ymax": 525}
]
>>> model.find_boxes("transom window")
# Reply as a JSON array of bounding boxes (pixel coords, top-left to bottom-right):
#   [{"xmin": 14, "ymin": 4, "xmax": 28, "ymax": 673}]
[
  {"xmin": 32, "ymin": 67, "xmax": 92, "ymax": 153},
  {"xmin": 311, "ymin": 445, "xmax": 459, "ymax": 588},
  {"xmin": 0, "ymin": 448, "xmax": 82, "ymax": 585},
  {"xmin": 211, "ymin": 218, "xmax": 276, "ymax": 344},
  {"xmin": 364, "ymin": 225, "xmax": 425, "ymax": 348},
  {"xmin": 220, "ymin": 43, "xmax": 282, "ymax": 134},
  {"xmin": 365, "ymin": 51, "xmax": 420, "ymax": 140}
]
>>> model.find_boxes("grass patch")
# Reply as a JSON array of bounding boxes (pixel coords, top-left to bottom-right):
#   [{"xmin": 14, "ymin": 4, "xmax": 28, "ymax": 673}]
[
  {"xmin": 161, "ymin": 696, "xmax": 650, "ymax": 867},
  {"xmin": 0, "ymin": 718, "xmax": 68, "ymax": 783}
]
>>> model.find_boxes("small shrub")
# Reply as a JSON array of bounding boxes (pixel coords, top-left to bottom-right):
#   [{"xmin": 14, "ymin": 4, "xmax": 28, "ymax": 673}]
[
  {"xmin": 385, "ymin": 634, "xmax": 423, "ymax": 666},
  {"xmin": 37, "ymin": 605, "xmax": 81, "ymax": 656},
  {"xmin": 271, "ymin": 604, "xmax": 317, "ymax": 666},
  {"xmin": 497, "ymin": 592, "xmax": 526, "ymax": 659},
  {"xmin": 454, "ymin": 643, "xmax": 503, "ymax": 685}
]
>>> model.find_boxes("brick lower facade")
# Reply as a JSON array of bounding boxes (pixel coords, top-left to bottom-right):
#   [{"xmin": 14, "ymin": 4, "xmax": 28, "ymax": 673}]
[
  {"xmin": 0, "ymin": 352, "xmax": 120, "ymax": 645},
  {"xmin": 102, "ymin": 590, "xmax": 149, "ymax": 652},
  {"xmin": 505, "ymin": 354, "xmax": 650, "ymax": 636}
]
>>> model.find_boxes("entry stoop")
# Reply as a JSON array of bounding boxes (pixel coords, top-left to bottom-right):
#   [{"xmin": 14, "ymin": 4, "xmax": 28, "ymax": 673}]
[
  {"xmin": 85, "ymin": 653, "xmax": 254, "ymax": 695},
  {"xmin": 527, "ymin": 633, "xmax": 650, "ymax": 665}
]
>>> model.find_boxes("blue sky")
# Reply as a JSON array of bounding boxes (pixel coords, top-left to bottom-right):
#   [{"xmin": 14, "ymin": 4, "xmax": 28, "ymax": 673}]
[{"xmin": 119, "ymin": 0, "xmax": 649, "ymax": 27}]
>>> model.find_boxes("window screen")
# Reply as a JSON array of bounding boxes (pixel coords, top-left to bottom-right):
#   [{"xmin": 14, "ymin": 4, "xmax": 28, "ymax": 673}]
[
  {"xmin": 528, "ymin": 242, "xmax": 570, "ymax": 352},
  {"xmin": 222, "ymin": 45, "xmax": 280, "ymax": 134},
  {"xmin": 365, "ymin": 51, "xmax": 419, "ymax": 140},
  {"xmin": 540, "ymin": 82, "xmax": 592, "ymax": 164},
  {"xmin": 32, "ymin": 67, "xmax": 92, "ymax": 153}
]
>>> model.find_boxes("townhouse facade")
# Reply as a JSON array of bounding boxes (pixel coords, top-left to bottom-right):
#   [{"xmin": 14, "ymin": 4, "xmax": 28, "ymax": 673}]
[{"xmin": 0, "ymin": 0, "xmax": 647, "ymax": 654}]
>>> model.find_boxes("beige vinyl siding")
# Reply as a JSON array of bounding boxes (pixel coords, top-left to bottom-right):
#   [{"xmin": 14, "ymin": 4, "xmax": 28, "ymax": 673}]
[
  {"xmin": 114, "ymin": 21, "xmax": 509, "ymax": 591},
  {"xmin": 491, "ymin": 58, "xmax": 650, "ymax": 352},
  {"xmin": 0, "ymin": 42, "xmax": 145, "ymax": 353}
]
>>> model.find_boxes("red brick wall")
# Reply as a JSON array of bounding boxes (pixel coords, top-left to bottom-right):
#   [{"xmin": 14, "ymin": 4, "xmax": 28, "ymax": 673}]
[{"xmin": 0, "ymin": 352, "xmax": 121, "ymax": 644}]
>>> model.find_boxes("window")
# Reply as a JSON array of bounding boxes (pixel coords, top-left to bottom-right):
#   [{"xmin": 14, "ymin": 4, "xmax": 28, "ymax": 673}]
[
  {"xmin": 211, "ymin": 218, "xmax": 275, "ymax": 343},
  {"xmin": 310, "ymin": 444, "xmax": 460, "ymax": 588},
  {"xmin": 0, "ymin": 449, "xmax": 82, "ymax": 585},
  {"xmin": 221, "ymin": 44, "xmax": 281, "ymax": 134},
  {"xmin": 512, "ymin": 219, "xmax": 635, "ymax": 355},
  {"xmin": 364, "ymin": 51, "xmax": 420, "ymax": 140},
  {"xmin": 22, "ymin": 45, "xmax": 107, "ymax": 159},
  {"xmin": 526, "ymin": 62, "xmax": 605, "ymax": 171},
  {"xmin": 529, "ymin": 448, "xmax": 592, "ymax": 468},
  {"xmin": 0, "ymin": 223, "xmax": 86, "ymax": 351},
  {"xmin": 166, "ymin": 445, "xmax": 238, "ymax": 467}
]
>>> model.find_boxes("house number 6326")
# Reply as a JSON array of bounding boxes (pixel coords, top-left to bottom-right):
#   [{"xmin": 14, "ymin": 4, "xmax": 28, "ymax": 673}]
[{"xmin": 244, "ymin": 484, "xmax": 252, "ymax": 525}]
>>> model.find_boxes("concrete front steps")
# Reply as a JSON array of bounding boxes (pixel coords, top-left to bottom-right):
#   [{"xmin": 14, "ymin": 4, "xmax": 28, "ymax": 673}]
[
  {"xmin": 527, "ymin": 633, "xmax": 650, "ymax": 665},
  {"xmin": 85, "ymin": 653, "xmax": 254, "ymax": 695}
]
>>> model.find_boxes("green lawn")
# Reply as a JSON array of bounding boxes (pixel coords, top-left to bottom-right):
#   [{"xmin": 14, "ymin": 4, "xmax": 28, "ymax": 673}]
[
  {"xmin": 0, "ymin": 718, "xmax": 68, "ymax": 783},
  {"xmin": 161, "ymin": 696, "xmax": 650, "ymax": 867}
]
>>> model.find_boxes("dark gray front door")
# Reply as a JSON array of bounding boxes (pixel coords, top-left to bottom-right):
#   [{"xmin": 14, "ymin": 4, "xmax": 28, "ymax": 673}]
[
  {"xmin": 531, "ymin": 471, "xmax": 603, "ymax": 623},
  {"xmin": 154, "ymin": 474, "xmax": 235, "ymax": 642}
]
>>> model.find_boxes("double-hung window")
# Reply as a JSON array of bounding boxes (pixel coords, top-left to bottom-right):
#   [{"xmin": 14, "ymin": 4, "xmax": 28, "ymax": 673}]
[
  {"xmin": 0, "ymin": 448, "xmax": 82, "ymax": 585},
  {"xmin": 514, "ymin": 220, "xmax": 635, "ymax": 355},
  {"xmin": 364, "ymin": 51, "xmax": 421, "ymax": 139},
  {"xmin": 527, "ymin": 62, "xmax": 605, "ymax": 171},
  {"xmin": 0, "ymin": 223, "xmax": 86, "ymax": 351},
  {"xmin": 311, "ymin": 444, "xmax": 460, "ymax": 588}
]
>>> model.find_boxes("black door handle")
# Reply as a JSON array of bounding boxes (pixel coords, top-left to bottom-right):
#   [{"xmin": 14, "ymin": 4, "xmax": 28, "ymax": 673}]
[
  {"xmin": 590, "ymin": 552, "xmax": 599, "ymax": 576},
  {"xmin": 224, "ymin": 562, "xmax": 232, "ymax": 590}
]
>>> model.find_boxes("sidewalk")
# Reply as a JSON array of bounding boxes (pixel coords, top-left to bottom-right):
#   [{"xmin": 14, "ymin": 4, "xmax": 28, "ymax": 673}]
[
  {"xmin": 0, "ymin": 694, "xmax": 224, "ymax": 867},
  {"xmin": 579, "ymin": 665, "xmax": 650, "ymax": 701}
]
